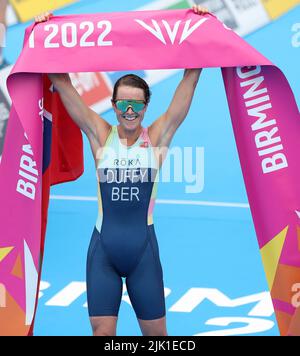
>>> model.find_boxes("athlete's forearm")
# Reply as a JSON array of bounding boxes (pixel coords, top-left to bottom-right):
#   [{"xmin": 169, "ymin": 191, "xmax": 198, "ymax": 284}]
[
  {"xmin": 48, "ymin": 73, "xmax": 72, "ymax": 91},
  {"xmin": 166, "ymin": 68, "xmax": 202, "ymax": 121},
  {"xmin": 183, "ymin": 68, "xmax": 202, "ymax": 86},
  {"xmin": 47, "ymin": 73, "xmax": 97, "ymax": 138}
]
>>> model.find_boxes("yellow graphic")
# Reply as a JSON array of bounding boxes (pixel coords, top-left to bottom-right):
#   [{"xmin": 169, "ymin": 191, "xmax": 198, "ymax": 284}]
[
  {"xmin": 260, "ymin": 226, "xmax": 288, "ymax": 290},
  {"xmin": 9, "ymin": 0, "xmax": 77, "ymax": 23},
  {"xmin": 0, "ymin": 247, "xmax": 14, "ymax": 262},
  {"xmin": 261, "ymin": 0, "xmax": 299, "ymax": 20}
]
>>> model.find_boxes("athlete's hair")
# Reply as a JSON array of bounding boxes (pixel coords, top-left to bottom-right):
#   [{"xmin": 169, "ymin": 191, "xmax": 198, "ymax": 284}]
[{"xmin": 112, "ymin": 74, "xmax": 152, "ymax": 104}]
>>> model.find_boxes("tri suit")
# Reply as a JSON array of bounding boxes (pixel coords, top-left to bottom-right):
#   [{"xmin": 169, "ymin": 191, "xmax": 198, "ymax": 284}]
[{"xmin": 86, "ymin": 125, "xmax": 166, "ymax": 320}]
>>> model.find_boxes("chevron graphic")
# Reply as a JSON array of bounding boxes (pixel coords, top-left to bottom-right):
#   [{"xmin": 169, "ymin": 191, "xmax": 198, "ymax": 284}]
[{"xmin": 0, "ymin": 247, "xmax": 14, "ymax": 263}]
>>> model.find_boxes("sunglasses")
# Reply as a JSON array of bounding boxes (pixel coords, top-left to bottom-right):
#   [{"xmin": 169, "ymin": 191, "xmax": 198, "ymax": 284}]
[{"xmin": 113, "ymin": 99, "xmax": 147, "ymax": 113}]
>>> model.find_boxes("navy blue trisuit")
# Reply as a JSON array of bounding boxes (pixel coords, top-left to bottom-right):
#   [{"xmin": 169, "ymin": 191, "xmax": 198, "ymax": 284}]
[{"xmin": 86, "ymin": 125, "xmax": 166, "ymax": 320}]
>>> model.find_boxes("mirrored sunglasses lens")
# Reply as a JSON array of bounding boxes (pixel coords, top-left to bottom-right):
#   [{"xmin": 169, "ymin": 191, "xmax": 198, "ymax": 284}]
[
  {"xmin": 132, "ymin": 102, "xmax": 145, "ymax": 111},
  {"xmin": 116, "ymin": 100, "xmax": 145, "ymax": 112},
  {"xmin": 116, "ymin": 101, "xmax": 127, "ymax": 111}
]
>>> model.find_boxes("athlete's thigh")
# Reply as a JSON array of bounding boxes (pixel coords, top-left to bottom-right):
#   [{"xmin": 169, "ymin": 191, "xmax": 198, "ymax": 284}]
[
  {"xmin": 125, "ymin": 227, "xmax": 166, "ymax": 321},
  {"xmin": 87, "ymin": 227, "xmax": 123, "ymax": 317}
]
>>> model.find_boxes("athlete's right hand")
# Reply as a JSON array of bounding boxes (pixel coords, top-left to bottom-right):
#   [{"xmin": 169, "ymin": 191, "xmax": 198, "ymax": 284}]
[{"xmin": 34, "ymin": 12, "xmax": 53, "ymax": 23}]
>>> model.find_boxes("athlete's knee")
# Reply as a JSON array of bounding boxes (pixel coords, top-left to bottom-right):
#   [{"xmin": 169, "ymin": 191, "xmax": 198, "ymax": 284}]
[
  {"xmin": 93, "ymin": 327, "xmax": 116, "ymax": 336},
  {"xmin": 90, "ymin": 316, "xmax": 117, "ymax": 336},
  {"xmin": 142, "ymin": 328, "xmax": 168, "ymax": 336},
  {"xmin": 151, "ymin": 330, "xmax": 168, "ymax": 336},
  {"xmin": 138, "ymin": 316, "xmax": 168, "ymax": 336}
]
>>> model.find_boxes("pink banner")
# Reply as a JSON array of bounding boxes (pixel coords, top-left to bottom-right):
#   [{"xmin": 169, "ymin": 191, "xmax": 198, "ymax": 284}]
[{"xmin": 0, "ymin": 8, "xmax": 299, "ymax": 335}]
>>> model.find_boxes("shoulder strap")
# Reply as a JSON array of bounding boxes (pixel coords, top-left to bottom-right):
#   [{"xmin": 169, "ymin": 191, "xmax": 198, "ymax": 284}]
[{"xmin": 141, "ymin": 127, "xmax": 152, "ymax": 147}]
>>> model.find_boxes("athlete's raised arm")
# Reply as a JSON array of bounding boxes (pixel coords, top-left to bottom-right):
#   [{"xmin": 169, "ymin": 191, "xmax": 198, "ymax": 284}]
[
  {"xmin": 149, "ymin": 4, "xmax": 208, "ymax": 149},
  {"xmin": 34, "ymin": 13, "xmax": 111, "ymax": 149},
  {"xmin": 47, "ymin": 73, "xmax": 110, "ymax": 145}
]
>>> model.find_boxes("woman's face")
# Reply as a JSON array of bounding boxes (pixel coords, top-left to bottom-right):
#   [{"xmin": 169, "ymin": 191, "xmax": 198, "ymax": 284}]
[{"xmin": 112, "ymin": 85, "xmax": 148, "ymax": 132}]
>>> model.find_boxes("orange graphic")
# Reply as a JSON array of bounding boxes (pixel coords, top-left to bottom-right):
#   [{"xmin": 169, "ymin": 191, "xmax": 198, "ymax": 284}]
[
  {"xmin": 0, "ymin": 291, "xmax": 29, "ymax": 336},
  {"xmin": 11, "ymin": 254, "xmax": 23, "ymax": 279}
]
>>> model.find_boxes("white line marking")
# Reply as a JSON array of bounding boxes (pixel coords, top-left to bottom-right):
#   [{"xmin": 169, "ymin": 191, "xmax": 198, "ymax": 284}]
[
  {"xmin": 50, "ymin": 195, "xmax": 97, "ymax": 201},
  {"xmin": 45, "ymin": 282, "xmax": 86, "ymax": 307},
  {"xmin": 50, "ymin": 195, "xmax": 249, "ymax": 208},
  {"xmin": 157, "ymin": 199, "xmax": 249, "ymax": 208}
]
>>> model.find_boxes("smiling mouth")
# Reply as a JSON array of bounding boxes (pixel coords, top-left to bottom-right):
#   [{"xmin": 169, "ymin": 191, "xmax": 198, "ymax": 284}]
[{"xmin": 122, "ymin": 114, "xmax": 139, "ymax": 121}]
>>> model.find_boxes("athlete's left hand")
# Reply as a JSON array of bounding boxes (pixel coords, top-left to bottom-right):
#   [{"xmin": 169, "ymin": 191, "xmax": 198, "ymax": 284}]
[{"xmin": 192, "ymin": 4, "xmax": 209, "ymax": 15}]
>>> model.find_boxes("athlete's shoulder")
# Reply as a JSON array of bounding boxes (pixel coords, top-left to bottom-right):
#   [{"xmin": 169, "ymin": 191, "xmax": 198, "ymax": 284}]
[
  {"xmin": 94, "ymin": 119, "xmax": 113, "ymax": 147},
  {"xmin": 147, "ymin": 124, "xmax": 158, "ymax": 147}
]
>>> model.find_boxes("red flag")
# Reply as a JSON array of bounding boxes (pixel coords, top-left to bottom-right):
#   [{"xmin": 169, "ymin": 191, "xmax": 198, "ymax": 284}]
[{"xmin": 28, "ymin": 75, "xmax": 84, "ymax": 335}]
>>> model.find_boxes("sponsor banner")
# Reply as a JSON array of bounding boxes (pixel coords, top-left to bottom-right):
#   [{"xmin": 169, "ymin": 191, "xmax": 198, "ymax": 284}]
[
  {"xmin": 193, "ymin": 0, "xmax": 271, "ymax": 36},
  {"xmin": 0, "ymin": 24, "xmax": 5, "ymax": 49},
  {"xmin": 190, "ymin": 0, "xmax": 239, "ymax": 29},
  {"xmin": 224, "ymin": 0, "xmax": 271, "ymax": 36},
  {"xmin": 138, "ymin": 0, "xmax": 191, "ymax": 10},
  {"xmin": 0, "ymin": 65, "xmax": 12, "ymax": 160},
  {"xmin": 0, "ymin": 65, "xmax": 12, "ymax": 104},
  {"xmin": 70, "ymin": 72, "xmax": 113, "ymax": 114},
  {"xmin": 9, "ymin": 0, "xmax": 78, "ymax": 23},
  {"xmin": 261, "ymin": 0, "xmax": 299, "ymax": 20},
  {"xmin": 6, "ymin": 4, "xmax": 18, "ymax": 26},
  {"xmin": 0, "ymin": 87, "xmax": 9, "ymax": 159}
]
